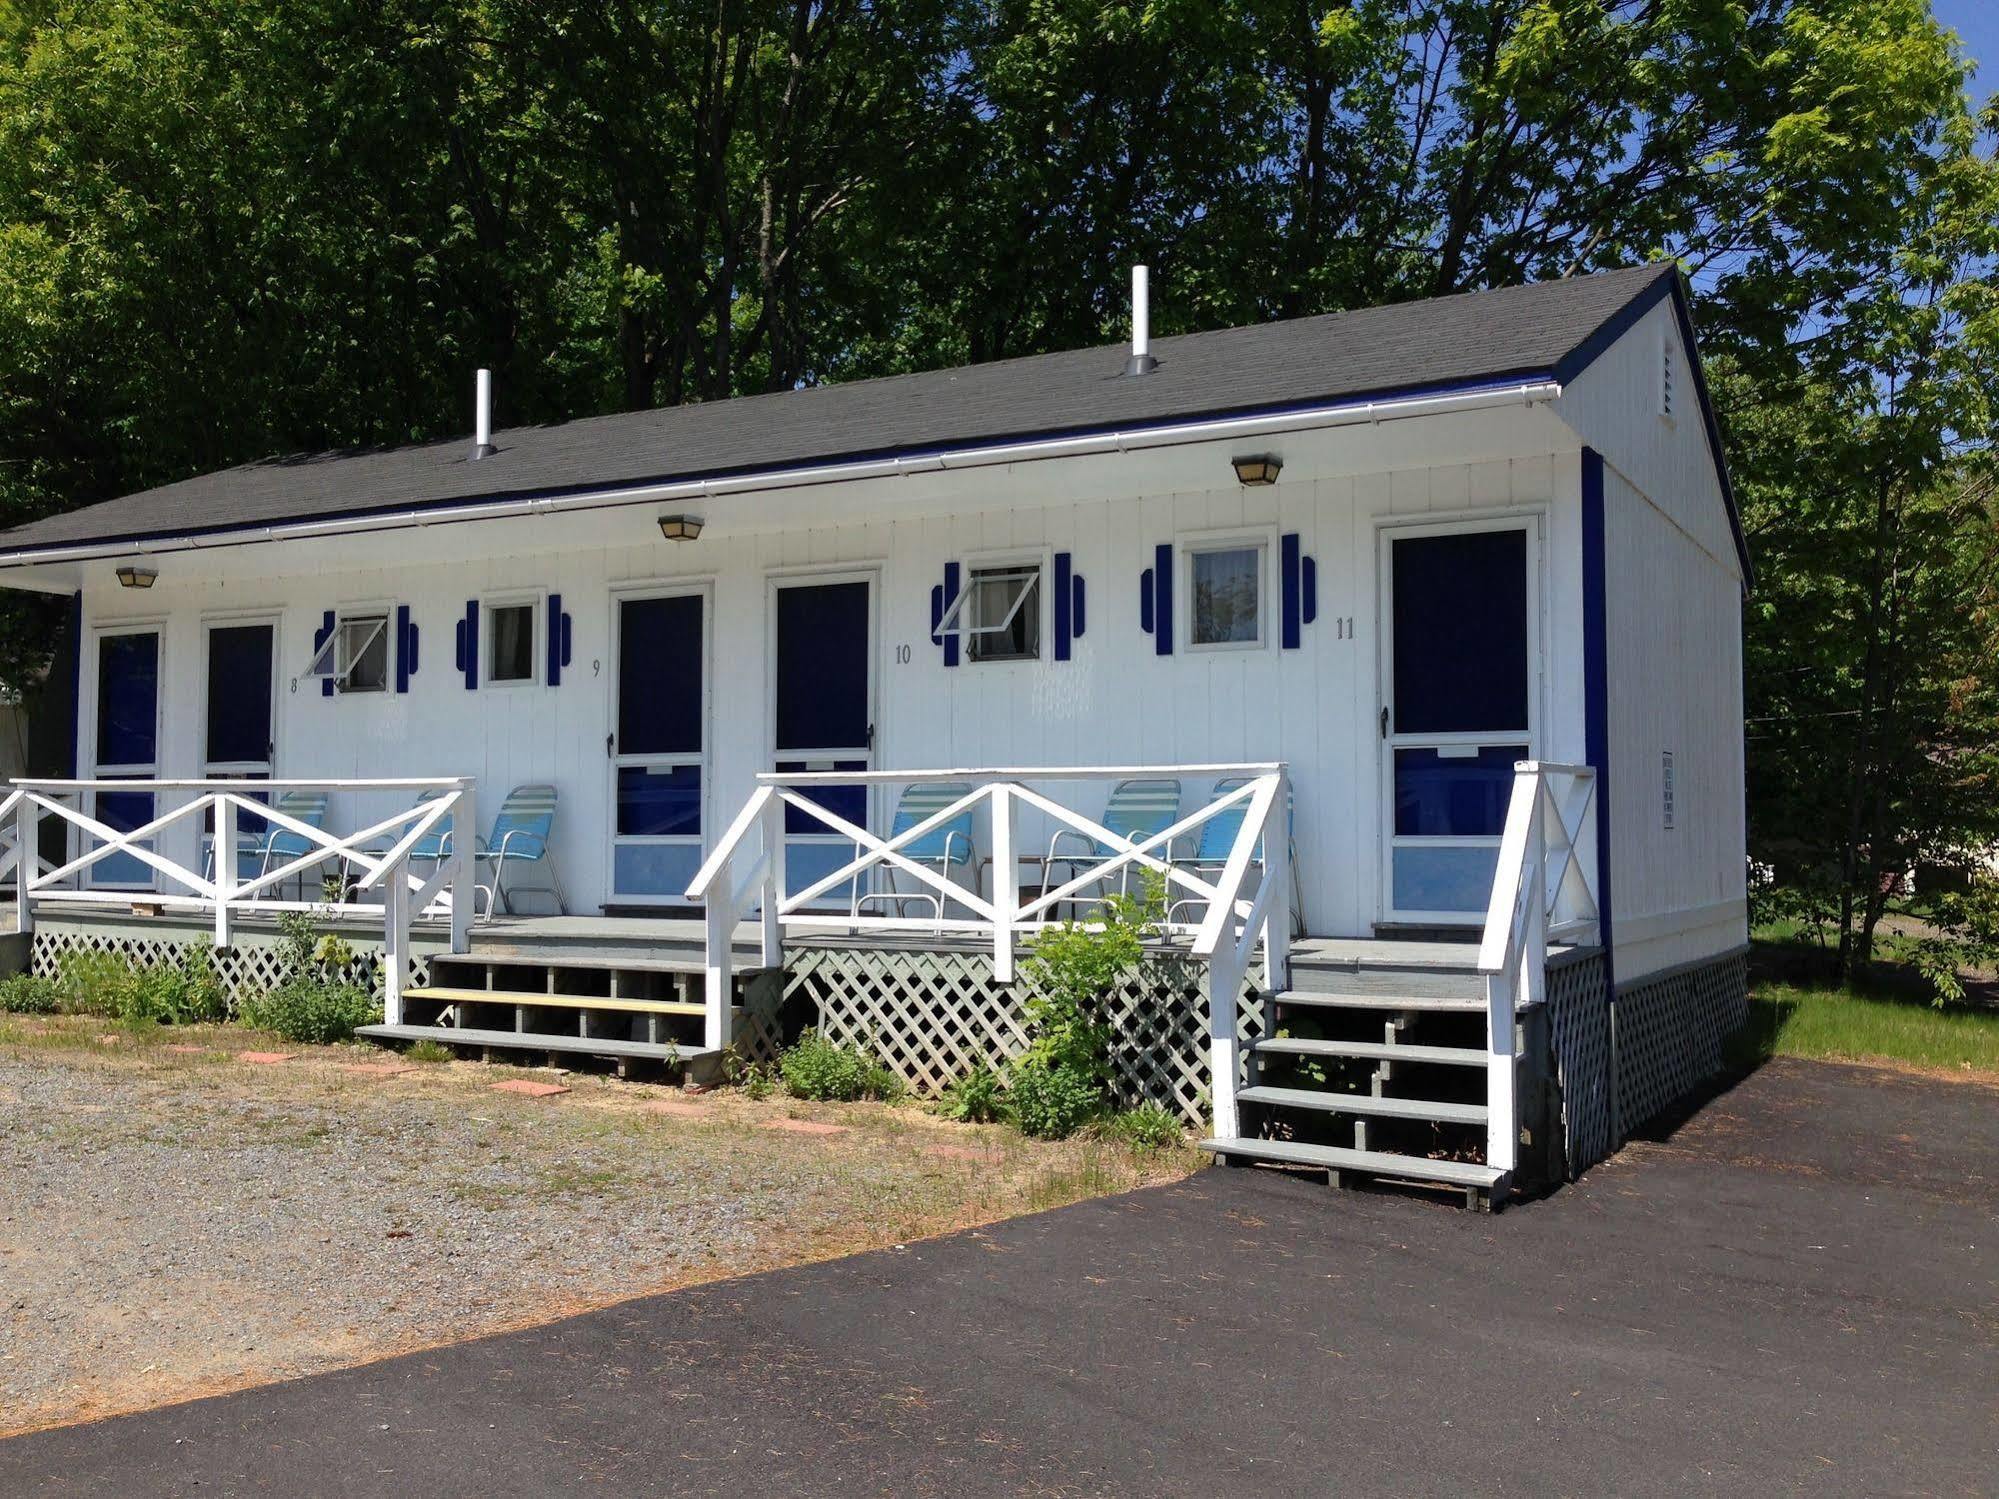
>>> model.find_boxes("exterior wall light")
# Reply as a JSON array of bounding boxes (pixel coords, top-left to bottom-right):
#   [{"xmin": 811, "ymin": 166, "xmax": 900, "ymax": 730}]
[
  {"xmin": 115, "ymin": 564, "xmax": 159, "ymax": 589},
  {"xmin": 657, "ymin": 514, "xmax": 704, "ymax": 542},
  {"xmin": 1231, "ymin": 454, "xmax": 1282, "ymax": 487}
]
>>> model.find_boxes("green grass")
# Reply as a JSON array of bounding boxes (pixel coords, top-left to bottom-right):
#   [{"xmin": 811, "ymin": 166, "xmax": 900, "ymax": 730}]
[{"xmin": 1734, "ymin": 980, "xmax": 1999, "ymax": 1075}]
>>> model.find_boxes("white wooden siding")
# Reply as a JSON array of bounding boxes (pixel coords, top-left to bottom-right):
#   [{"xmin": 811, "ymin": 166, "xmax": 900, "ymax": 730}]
[
  {"xmin": 75, "ymin": 440, "xmax": 1582, "ymax": 937},
  {"xmin": 1601, "ymin": 464, "xmax": 1748, "ymax": 979}
]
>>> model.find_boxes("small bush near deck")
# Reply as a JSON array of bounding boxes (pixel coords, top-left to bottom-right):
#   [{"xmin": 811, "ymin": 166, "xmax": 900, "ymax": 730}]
[
  {"xmin": 1098, "ymin": 1103, "xmax": 1183, "ymax": 1151},
  {"xmin": 940, "ymin": 1064, "xmax": 1006, "ymax": 1123},
  {"xmin": 1006, "ymin": 1060, "xmax": 1104, "ymax": 1140},
  {"xmin": 0, "ymin": 973, "xmax": 60, "ymax": 1014},
  {"xmin": 240, "ymin": 978, "xmax": 379, "ymax": 1046},
  {"xmin": 405, "ymin": 1038, "xmax": 452, "ymax": 1064},
  {"xmin": 778, "ymin": 1028, "xmax": 901, "ymax": 1102},
  {"xmin": 54, "ymin": 946, "xmax": 227, "ymax": 1025}
]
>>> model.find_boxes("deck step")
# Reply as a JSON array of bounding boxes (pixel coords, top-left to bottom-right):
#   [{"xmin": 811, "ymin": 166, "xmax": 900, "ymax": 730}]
[
  {"xmin": 1252, "ymin": 1036, "xmax": 1489, "ymax": 1068},
  {"xmin": 444, "ymin": 952, "xmax": 706, "ymax": 975},
  {"xmin": 358, "ymin": 1023, "xmax": 709, "ymax": 1064},
  {"xmin": 1236, "ymin": 1085, "xmax": 1487, "ymax": 1125},
  {"xmin": 1267, "ymin": 989, "xmax": 1485, "ymax": 1014},
  {"xmin": 403, "ymin": 986, "xmax": 704, "ymax": 1017},
  {"xmin": 1199, "ymin": 1136, "xmax": 1503, "ymax": 1189}
]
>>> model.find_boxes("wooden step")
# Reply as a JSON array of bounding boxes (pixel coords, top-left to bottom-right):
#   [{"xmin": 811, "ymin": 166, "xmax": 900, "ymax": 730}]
[
  {"xmin": 1266, "ymin": 989, "xmax": 1486, "ymax": 1014},
  {"xmin": 1252, "ymin": 1036, "xmax": 1489, "ymax": 1068},
  {"xmin": 403, "ymin": 986, "xmax": 703, "ymax": 1017},
  {"xmin": 358, "ymin": 1023, "xmax": 709, "ymax": 1064},
  {"xmin": 442, "ymin": 952, "xmax": 706, "ymax": 975},
  {"xmin": 1236, "ymin": 1084, "xmax": 1487, "ymax": 1125},
  {"xmin": 1199, "ymin": 1135, "xmax": 1503, "ymax": 1190}
]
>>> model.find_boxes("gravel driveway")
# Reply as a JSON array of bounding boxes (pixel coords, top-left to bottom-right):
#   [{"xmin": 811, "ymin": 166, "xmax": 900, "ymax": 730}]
[{"xmin": 0, "ymin": 1018, "xmax": 1191, "ymax": 1435}]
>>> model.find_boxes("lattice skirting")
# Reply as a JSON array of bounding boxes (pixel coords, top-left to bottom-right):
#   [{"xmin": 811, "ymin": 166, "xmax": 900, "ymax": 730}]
[
  {"xmin": 28, "ymin": 927, "xmax": 430, "ymax": 1007},
  {"xmin": 784, "ymin": 946, "xmax": 1264, "ymax": 1127},
  {"xmin": 1612, "ymin": 949, "xmax": 1748, "ymax": 1135},
  {"xmin": 1544, "ymin": 950, "xmax": 1613, "ymax": 1176}
]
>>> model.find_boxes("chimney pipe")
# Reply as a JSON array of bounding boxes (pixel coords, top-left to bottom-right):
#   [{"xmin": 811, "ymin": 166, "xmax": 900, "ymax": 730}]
[
  {"xmin": 472, "ymin": 368, "xmax": 495, "ymax": 459},
  {"xmin": 1125, "ymin": 266, "xmax": 1156, "ymax": 377}
]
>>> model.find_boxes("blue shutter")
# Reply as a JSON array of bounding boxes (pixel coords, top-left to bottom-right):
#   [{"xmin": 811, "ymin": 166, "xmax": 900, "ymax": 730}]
[
  {"xmin": 1140, "ymin": 568, "xmax": 1154, "ymax": 635},
  {"xmin": 1152, "ymin": 543, "xmax": 1173, "ymax": 656},
  {"xmin": 1302, "ymin": 555, "xmax": 1318, "ymax": 625},
  {"xmin": 395, "ymin": 605, "xmax": 416, "ymax": 693},
  {"xmin": 1280, "ymin": 533, "xmax": 1317, "ymax": 649},
  {"xmin": 1072, "ymin": 570, "xmax": 1086, "ymax": 640},
  {"xmin": 1053, "ymin": 552, "xmax": 1073, "ymax": 661},
  {"xmin": 931, "ymin": 562, "xmax": 960, "ymax": 667},
  {"xmin": 547, "ymin": 593, "xmax": 571, "ymax": 685},
  {"xmin": 316, "ymin": 610, "xmax": 336, "ymax": 698},
  {"xmin": 459, "ymin": 600, "xmax": 479, "ymax": 689}
]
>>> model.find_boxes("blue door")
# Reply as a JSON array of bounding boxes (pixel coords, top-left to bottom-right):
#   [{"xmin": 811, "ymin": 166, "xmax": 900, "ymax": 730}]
[
  {"xmin": 1382, "ymin": 522, "xmax": 1536, "ymax": 920},
  {"xmin": 92, "ymin": 628, "xmax": 161, "ymax": 888},
  {"xmin": 772, "ymin": 577, "xmax": 874, "ymax": 907},
  {"xmin": 610, "ymin": 591, "xmax": 707, "ymax": 903}
]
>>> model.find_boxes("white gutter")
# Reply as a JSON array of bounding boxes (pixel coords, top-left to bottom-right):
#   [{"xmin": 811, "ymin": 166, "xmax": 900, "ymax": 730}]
[{"xmin": 0, "ymin": 379, "xmax": 1563, "ymax": 570}]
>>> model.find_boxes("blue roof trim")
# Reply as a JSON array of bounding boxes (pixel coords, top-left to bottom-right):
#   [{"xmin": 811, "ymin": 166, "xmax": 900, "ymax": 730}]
[{"xmin": 1554, "ymin": 267, "xmax": 1752, "ymax": 591}]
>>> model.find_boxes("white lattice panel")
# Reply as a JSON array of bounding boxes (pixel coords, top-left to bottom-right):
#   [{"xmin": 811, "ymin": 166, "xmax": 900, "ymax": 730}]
[
  {"xmin": 784, "ymin": 946, "xmax": 1261, "ymax": 1126},
  {"xmin": 30, "ymin": 928, "xmax": 430, "ymax": 1008}
]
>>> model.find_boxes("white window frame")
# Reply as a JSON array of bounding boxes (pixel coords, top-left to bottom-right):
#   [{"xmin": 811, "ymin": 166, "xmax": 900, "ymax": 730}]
[
  {"xmin": 1180, "ymin": 529, "xmax": 1274, "ymax": 653},
  {"xmin": 481, "ymin": 592, "xmax": 545, "ymax": 689},
  {"xmin": 935, "ymin": 556, "xmax": 1045, "ymax": 664},
  {"xmin": 306, "ymin": 607, "xmax": 392, "ymax": 694}
]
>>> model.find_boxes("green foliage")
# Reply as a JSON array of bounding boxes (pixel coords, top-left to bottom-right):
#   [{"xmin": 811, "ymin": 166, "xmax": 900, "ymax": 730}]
[
  {"xmin": 777, "ymin": 1028, "xmax": 901, "ymax": 1103},
  {"xmin": 240, "ymin": 909, "xmax": 378, "ymax": 1044},
  {"xmin": 1098, "ymin": 1103, "xmax": 1184, "ymax": 1151},
  {"xmin": 0, "ymin": 971, "xmax": 57, "ymax": 1013},
  {"xmin": 53, "ymin": 943, "xmax": 226, "ymax": 1024},
  {"xmin": 939, "ymin": 1064, "xmax": 1005, "ymax": 1124},
  {"xmin": 405, "ymin": 1038, "xmax": 452, "ymax": 1064},
  {"xmin": 1732, "ymin": 974, "xmax": 1999, "ymax": 1075},
  {"xmin": 741, "ymin": 1062, "xmax": 776, "ymax": 1101},
  {"xmin": 238, "ymin": 977, "xmax": 378, "ymax": 1046},
  {"xmin": 1009, "ymin": 882, "xmax": 1163, "ymax": 1138},
  {"xmin": 1898, "ymin": 880, "xmax": 1999, "ymax": 1007}
]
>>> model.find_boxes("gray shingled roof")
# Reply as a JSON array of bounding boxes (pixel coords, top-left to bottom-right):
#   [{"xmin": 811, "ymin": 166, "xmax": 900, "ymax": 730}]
[{"xmin": 0, "ymin": 263, "xmax": 1681, "ymax": 555}]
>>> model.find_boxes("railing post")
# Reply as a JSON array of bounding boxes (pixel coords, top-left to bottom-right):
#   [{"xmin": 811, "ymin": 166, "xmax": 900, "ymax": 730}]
[
  {"xmin": 213, "ymin": 795, "xmax": 235, "ymax": 949},
  {"xmin": 382, "ymin": 854, "xmax": 408, "ymax": 1026},
  {"xmin": 1208, "ymin": 947, "xmax": 1242, "ymax": 1139},
  {"xmin": 13, "ymin": 792, "xmax": 34, "ymax": 936},
  {"xmin": 704, "ymin": 893, "xmax": 733, "ymax": 1054},
  {"xmin": 449, "ymin": 780, "xmax": 477, "ymax": 954},
  {"xmin": 1262, "ymin": 771, "xmax": 1291, "ymax": 990},
  {"xmin": 759, "ymin": 792, "xmax": 785, "ymax": 969},
  {"xmin": 990, "ymin": 783, "xmax": 1016, "ymax": 984}
]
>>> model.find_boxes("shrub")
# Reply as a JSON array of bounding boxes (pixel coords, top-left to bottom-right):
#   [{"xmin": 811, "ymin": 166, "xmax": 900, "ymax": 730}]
[
  {"xmin": 940, "ymin": 1064, "xmax": 1005, "ymax": 1123},
  {"xmin": 54, "ymin": 944, "xmax": 227, "ymax": 1025},
  {"xmin": 778, "ymin": 1028, "xmax": 901, "ymax": 1102},
  {"xmin": 405, "ymin": 1038, "xmax": 452, "ymax": 1064},
  {"xmin": 0, "ymin": 972, "xmax": 59, "ymax": 1014},
  {"xmin": 240, "ymin": 978, "xmax": 379, "ymax": 1045},
  {"xmin": 1099, "ymin": 1103, "xmax": 1183, "ymax": 1151},
  {"xmin": 1007, "ymin": 1059, "xmax": 1103, "ymax": 1140}
]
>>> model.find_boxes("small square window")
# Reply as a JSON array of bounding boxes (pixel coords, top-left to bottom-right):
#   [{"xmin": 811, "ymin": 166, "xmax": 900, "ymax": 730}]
[
  {"xmin": 1190, "ymin": 545, "xmax": 1263, "ymax": 647},
  {"xmin": 937, "ymin": 565, "xmax": 1041, "ymax": 663},
  {"xmin": 306, "ymin": 613, "xmax": 389, "ymax": 693},
  {"xmin": 488, "ymin": 602, "xmax": 537, "ymax": 684}
]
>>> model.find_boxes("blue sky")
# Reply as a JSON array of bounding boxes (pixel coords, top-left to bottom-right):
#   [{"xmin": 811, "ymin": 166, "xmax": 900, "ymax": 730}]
[{"xmin": 1932, "ymin": 0, "xmax": 1999, "ymax": 106}]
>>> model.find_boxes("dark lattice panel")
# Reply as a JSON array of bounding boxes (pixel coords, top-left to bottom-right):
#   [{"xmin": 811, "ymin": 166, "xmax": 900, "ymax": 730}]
[
  {"xmin": 1544, "ymin": 951, "xmax": 1612, "ymax": 1176},
  {"xmin": 784, "ymin": 946, "xmax": 1262, "ymax": 1126},
  {"xmin": 1613, "ymin": 951, "xmax": 1748, "ymax": 1134},
  {"xmin": 30, "ymin": 928, "xmax": 431, "ymax": 1007}
]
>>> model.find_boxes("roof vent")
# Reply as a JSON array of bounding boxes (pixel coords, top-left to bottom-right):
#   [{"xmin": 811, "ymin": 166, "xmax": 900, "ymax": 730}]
[
  {"xmin": 1125, "ymin": 265, "xmax": 1156, "ymax": 377},
  {"xmin": 472, "ymin": 368, "xmax": 496, "ymax": 460}
]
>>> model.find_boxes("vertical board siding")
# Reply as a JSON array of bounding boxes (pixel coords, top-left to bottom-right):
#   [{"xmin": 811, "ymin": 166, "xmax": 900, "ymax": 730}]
[{"xmin": 75, "ymin": 449, "xmax": 1599, "ymax": 934}]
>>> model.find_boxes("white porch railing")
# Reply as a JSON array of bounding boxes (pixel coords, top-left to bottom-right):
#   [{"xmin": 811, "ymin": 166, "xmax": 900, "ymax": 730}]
[
  {"xmin": 687, "ymin": 764, "xmax": 1291, "ymax": 1132},
  {"xmin": 1, "ymin": 777, "xmax": 479, "ymax": 1019},
  {"xmin": 1476, "ymin": 761, "xmax": 1600, "ymax": 1183}
]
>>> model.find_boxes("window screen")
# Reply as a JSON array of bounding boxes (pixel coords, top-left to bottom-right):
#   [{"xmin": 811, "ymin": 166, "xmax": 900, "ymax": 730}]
[
  {"xmin": 966, "ymin": 566, "xmax": 1039, "ymax": 662},
  {"xmin": 1390, "ymin": 530, "xmax": 1528, "ymax": 735},
  {"xmin": 1191, "ymin": 546, "xmax": 1261, "ymax": 646},
  {"xmin": 489, "ymin": 603, "xmax": 535, "ymax": 683},
  {"xmin": 206, "ymin": 624, "xmax": 273, "ymax": 765}
]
